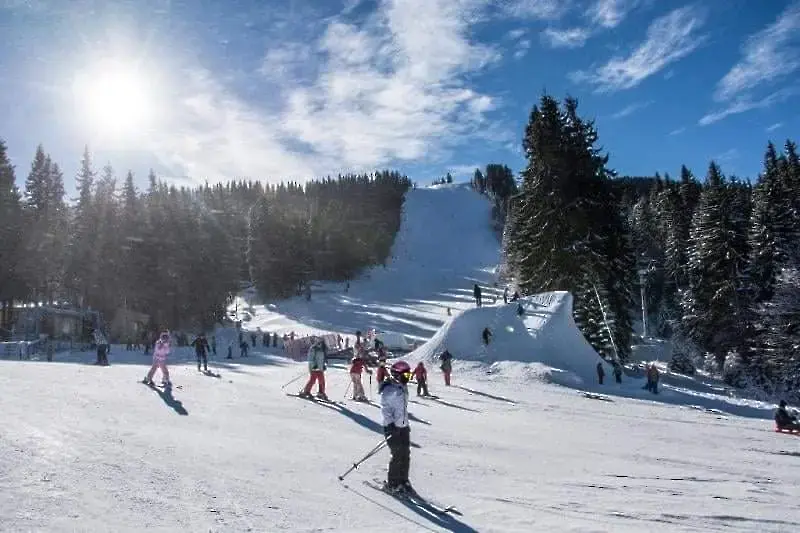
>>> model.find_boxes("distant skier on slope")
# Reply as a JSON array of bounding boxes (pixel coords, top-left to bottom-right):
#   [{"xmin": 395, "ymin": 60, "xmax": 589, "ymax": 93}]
[
  {"xmin": 93, "ymin": 329, "xmax": 110, "ymax": 366},
  {"xmin": 413, "ymin": 362, "xmax": 429, "ymax": 396},
  {"xmin": 439, "ymin": 349, "xmax": 453, "ymax": 386},
  {"xmin": 775, "ymin": 401, "xmax": 800, "ymax": 431},
  {"xmin": 473, "ymin": 283, "xmax": 482, "ymax": 307},
  {"xmin": 299, "ymin": 338, "xmax": 328, "ymax": 400},
  {"xmin": 191, "ymin": 333, "xmax": 210, "ymax": 372},
  {"xmin": 596, "ymin": 362, "xmax": 605, "ymax": 384},
  {"xmin": 349, "ymin": 349, "xmax": 371, "ymax": 401},
  {"xmin": 144, "ymin": 331, "xmax": 172, "ymax": 386},
  {"xmin": 380, "ymin": 360, "xmax": 413, "ymax": 494},
  {"xmin": 482, "ymin": 327, "xmax": 492, "ymax": 345}
]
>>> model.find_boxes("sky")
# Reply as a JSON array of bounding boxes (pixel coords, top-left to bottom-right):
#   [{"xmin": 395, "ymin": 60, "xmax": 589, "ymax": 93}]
[{"xmin": 0, "ymin": 0, "xmax": 798, "ymax": 196}]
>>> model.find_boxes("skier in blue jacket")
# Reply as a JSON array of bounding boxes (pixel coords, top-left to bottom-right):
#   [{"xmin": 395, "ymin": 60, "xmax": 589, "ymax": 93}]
[{"xmin": 380, "ymin": 360, "xmax": 413, "ymax": 494}]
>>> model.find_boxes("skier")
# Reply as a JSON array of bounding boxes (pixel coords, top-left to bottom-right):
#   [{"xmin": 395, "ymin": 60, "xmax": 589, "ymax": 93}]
[
  {"xmin": 376, "ymin": 359, "xmax": 389, "ymax": 383},
  {"xmin": 93, "ymin": 329, "xmax": 110, "ymax": 366},
  {"xmin": 482, "ymin": 327, "xmax": 492, "ymax": 345},
  {"xmin": 413, "ymin": 362, "xmax": 429, "ymax": 396},
  {"xmin": 439, "ymin": 349, "xmax": 453, "ymax": 386},
  {"xmin": 775, "ymin": 401, "xmax": 800, "ymax": 431},
  {"xmin": 473, "ymin": 283, "xmax": 482, "ymax": 307},
  {"xmin": 613, "ymin": 362, "xmax": 623, "ymax": 383},
  {"xmin": 144, "ymin": 331, "xmax": 171, "ymax": 386},
  {"xmin": 211, "ymin": 335, "xmax": 217, "ymax": 355},
  {"xmin": 192, "ymin": 333, "xmax": 210, "ymax": 372},
  {"xmin": 240, "ymin": 339, "xmax": 249, "ymax": 357},
  {"xmin": 647, "ymin": 365, "xmax": 660, "ymax": 394},
  {"xmin": 503, "ymin": 286, "xmax": 509, "ymax": 304},
  {"xmin": 300, "ymin": 337, "xmax": 328, "ymax": 400},
  {"xmin": 596, "ymin": 361, "xmax": 605, "ymax": 385},
  {"xmin": 349, "ymin": 349, "xmax": 371, "ymax": 401},
  {"xmin": 380, "ymin": 360, "xmax": 413, "ymax": 494}
]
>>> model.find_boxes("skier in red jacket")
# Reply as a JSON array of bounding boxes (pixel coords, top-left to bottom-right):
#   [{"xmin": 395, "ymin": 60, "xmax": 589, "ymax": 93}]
[
  {"xmin": 412, "ymin": 362, "xmax": 429, "ymax": 396},
  {"xmin": 349, "ymin": 349, "xmax": 371, "ymax": 401}
]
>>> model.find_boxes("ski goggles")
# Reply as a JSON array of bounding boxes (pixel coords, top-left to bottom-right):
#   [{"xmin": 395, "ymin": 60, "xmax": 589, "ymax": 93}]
[{"xmin": 402, "ymin": 371, "xmax": 412, "ymax": 380}]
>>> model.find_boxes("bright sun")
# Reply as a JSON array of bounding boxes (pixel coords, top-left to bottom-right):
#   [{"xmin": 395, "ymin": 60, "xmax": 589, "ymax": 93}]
[{"xmin": 72, "ymin": 58, "xmax": 155, "ymax": 138}]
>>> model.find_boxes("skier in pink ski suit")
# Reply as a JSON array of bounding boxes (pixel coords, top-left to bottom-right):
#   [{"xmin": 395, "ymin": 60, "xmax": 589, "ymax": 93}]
[{"xmin": 144, "ymin": 332, "xmax": 171, "ymax": 386}]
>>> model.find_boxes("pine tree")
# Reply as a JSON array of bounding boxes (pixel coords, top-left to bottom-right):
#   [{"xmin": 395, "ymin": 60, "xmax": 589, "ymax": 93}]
[
  {"xmin": 508, "ymin": 95, "xmax": 633, "ymax": 360},
  {"xmin": 0, "ymin": 140, "xmax": 25, "ymax": 317}
]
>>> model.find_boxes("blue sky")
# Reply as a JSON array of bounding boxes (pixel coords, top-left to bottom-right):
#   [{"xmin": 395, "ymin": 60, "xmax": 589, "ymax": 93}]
[{"xmin": 0, "ymin": 0, "xmax": 798, "ymax": 195}]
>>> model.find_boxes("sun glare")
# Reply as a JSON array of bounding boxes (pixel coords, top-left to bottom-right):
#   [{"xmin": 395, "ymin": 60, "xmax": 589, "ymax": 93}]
[{"xmin": 72, "ymin": 58, "xmax": 155, "ymax": 139}]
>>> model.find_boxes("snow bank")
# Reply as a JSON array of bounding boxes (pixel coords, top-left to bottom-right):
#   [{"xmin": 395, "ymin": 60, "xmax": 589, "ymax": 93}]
[{"xmin": 408, "ymin": 291, "xmax": 615, "ymax": 386}]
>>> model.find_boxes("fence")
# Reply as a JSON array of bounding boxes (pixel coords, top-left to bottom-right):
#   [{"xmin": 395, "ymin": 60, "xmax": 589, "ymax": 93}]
[{"xmin": 0, "ymin": 340, "xmax": 43, "ymax": 360}]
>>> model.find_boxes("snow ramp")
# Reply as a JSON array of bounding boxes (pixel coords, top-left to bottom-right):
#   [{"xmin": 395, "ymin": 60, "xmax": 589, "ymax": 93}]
[{"xmin": 409, "ymin": 291, "xmax": 616, "ymax": 386}]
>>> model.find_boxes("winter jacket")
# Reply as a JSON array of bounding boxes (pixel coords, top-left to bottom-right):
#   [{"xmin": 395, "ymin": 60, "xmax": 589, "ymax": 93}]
[
  {"xmin": 439, "ymin": 351, "xmax": 452, "ymax": 371},
  {"xmin": 94, "ymin": 331, "xmax": 108, "ymax": 346},
  {"xmin": 192, "ymin": 336, "xmax": 209, "ymax": 355},
  {"xmin": 376, "ymin": 364, "xmax": 388, "ymax": 383},
  {"xmin": 413, "ymin": 365, "xmax": 427, "ymax": 382},
  {"xmin": 379, "ymin": 381, "xmax": 409, "ymax": 429},
  {"xmin": 308, "ymin": 344, "xmax": 326, "ymax": 372},
  {"xmin": 350, "ymin": 356, "xmax": 368, "ymax": 374},
  {"xmin": 153, "ymin": 340, "xmax": 170, "ymax": 362}
]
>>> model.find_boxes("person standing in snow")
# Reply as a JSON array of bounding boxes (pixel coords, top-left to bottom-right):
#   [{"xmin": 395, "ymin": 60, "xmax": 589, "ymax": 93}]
[
  {"xmin": 349, "ymin": 348, "xmax": 371, "ymax": 401},
  {"xmin": 613, "ymin": 362, "xmax": 623, "ymax": 383},
  {"xmin": 144, "ymin": 331, "xmax": 171, "ymax": 386},
  {"xmin": 240, "ymin": 339, "xmax": 249, "ymax": 357},
  {"xmin": 376, "ymin": 358, "xmax": 388, "ymax": 384},
  {"xmin": 300, "ymin": 338, "xmax": 328, "ymax": 400},
  {"xmin": 413, "ymin": 362, "xmax": 429, "ymax": 396},
  {"xmin": 482, "ymin": 327, "xmax": 492, "ymax": 345},
  {"xmin": 648, "ymin": 365, "xmax": 660, "ymax": 394},
  {"xmin": 503, "ymin": 287, "xmax": 509, "ymax": 304},
  {"xmin": 380, "ymin": 360, "xmax": 413, "ymax": 494},
  {"xmin": 473, "ymin": 283, "xmax": 482, "ymax": 307},
  {"xmin": 596, "ymin": 361, "xmax": 605, "ymax": 384},
  {"xmin": 192, "ymin": 333, "xmax": 210, "ymax": 372},
  {"xmin": 439, "ymin": 349, "xmax": 453, "ymax": 386},
  {"xmin": 93, "ymin": 329, "xmax": 110, "ymax": 366}
]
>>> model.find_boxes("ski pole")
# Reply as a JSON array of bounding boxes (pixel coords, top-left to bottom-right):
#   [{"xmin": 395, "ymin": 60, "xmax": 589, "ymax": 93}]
[
  {"xmin": 369, "ymin": 373, "xmax": 373, "ymax": 400},
  {"xmin": 344, "ymin": 380, "xmax": 352, "ymax": 400},
  {"xmin": 338, "ymin": 436, "xmax": 390, "ymax": 481},
  {"xmin": 280, "ymin": 371, "xmax": 307, "ymax": 391}
]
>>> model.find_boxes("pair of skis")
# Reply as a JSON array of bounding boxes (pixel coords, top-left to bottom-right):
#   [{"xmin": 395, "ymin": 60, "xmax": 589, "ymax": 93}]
[{"xmin": 363, "ymin": 478, "xmax": 460, "ymax": 516}]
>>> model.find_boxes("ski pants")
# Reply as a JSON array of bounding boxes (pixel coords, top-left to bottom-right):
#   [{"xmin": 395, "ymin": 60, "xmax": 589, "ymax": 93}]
[
  {"xmin": 416, "ymin": 378, "xmax": 428, "ymax": 396},
  {"xmin": 197, "ymin": 351, "xmax": 208, "ymax": 370},
  {"xmin": 303, "ymin": 370, "xmax": 326, "ymax": 395},
  {"xmin": 387, "ymin": 426, "xmax": 411, "ymax": 485},
  {"xmin": 598, "ymin": 373, "xmax": 604, "ymax": 385},
  {"xmin": 96, "ymin": 344, "xmax": 109, "ymax": 365},
  {"xmin": 147, "ymin": 358, "xmax": 169, "ymax": 382},
  {"xmin": 350, "ymin": 373, "xmax": 365, "ymax": 399},
  {"xmin": 442, "ymin": 369, "xmax": 451, "ymax": 386}
]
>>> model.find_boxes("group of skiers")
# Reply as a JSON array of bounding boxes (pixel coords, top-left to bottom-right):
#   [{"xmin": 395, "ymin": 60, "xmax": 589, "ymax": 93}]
[{"xmin": 596, "ymin": 361, "xmax": 623, "ymax": 384}]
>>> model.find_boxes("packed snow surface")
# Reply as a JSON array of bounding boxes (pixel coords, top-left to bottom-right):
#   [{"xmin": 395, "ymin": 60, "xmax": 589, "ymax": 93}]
[{"xmin": 3, "ymin": 184, "xmax": 797, "ymax": 532}]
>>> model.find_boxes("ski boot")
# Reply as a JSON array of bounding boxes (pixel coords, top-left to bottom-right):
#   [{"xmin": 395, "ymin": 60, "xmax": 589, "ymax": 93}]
[
  {"xmin": 298, "ymin": 391, "xmax": 313, "ymax": 399},
  {"xmin": 316, "ymin": 392, "xmax": 329, "ymax": 401}
]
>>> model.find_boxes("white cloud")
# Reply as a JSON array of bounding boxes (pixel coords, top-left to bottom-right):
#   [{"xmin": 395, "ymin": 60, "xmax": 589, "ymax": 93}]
[
  {"xmin": 668, "ymin": 127, "xmax": 685, "ymax": 136},
  {"xmin": 506, "ymin": 28, "xmax": 527, "ymax": 40},
  {"xmin": 501, "ymin": 0, "xmax": 569, "ymax": 20},
  {"xmin": 766, "ymin": 122, "xmax": 783, "ymax": 132},
  {"xmin": 541, "ymin": 27, "xmax": 590, "ymax": 48},
  {"xmin": 513, "ymin": 38, "xmax": 532, "ymax": 59},
  {"xmin": 611, "ymin": 100, "xmax": 652, "ymax": 119},
  {"xmin": 570, "ymin": 6, "xmax": 706, "ymax": 92},
  {"xmin": 714, "ymin": 2, "xmax": 800, "ymax": 102},
  {"xmin": 698, "ymin": 87, "xmax": 798, "ymax": 126},
  {"xmin": 715, "ymin": 148, "xmax": 739, "ymax": 162},
  {"xmin": 587, "ymin": 0, "xmax": 640, "ymax": 29},
  {"xmin": 148, "ymin": 0, "xmax": 503, "ymax": 182}
]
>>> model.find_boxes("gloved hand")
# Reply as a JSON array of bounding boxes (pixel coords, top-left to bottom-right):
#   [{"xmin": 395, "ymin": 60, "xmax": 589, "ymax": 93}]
[{"xmin": 384, "ymin": 423, "xmax": 396, "ymax": 438}]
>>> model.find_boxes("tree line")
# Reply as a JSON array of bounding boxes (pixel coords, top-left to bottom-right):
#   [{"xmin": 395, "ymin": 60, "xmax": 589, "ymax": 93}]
[
  {"xmin": 505, "ymin": 94, "xmax": 800, "ymax": 402},
  {"xmin": 0, "ymin": 140, "xmax": 410, "ymax": 337}
]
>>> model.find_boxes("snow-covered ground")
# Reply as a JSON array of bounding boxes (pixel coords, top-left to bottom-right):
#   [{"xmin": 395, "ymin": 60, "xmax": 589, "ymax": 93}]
[{"xmin": 2, "ymin": 184, "xmax": 798, "ymax": 532}]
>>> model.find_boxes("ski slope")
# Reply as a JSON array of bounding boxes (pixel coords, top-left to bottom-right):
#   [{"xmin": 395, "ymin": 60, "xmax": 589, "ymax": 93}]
[
  {"xmin": 1, "ymin": 352, "xmax": 798, "ymax": 533},
  {"xmin": 2, "ymin": 184, "xmax": 798, "ymax": 532}
]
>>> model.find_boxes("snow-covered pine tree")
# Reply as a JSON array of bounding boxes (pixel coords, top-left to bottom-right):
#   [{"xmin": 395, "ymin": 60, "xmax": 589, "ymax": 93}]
[
  {"xmin": 682, "ymin": 162, "xmax": 751, "ymax": 372},
  {"xmin": 508, "ymin": 95, "xmax": 633, "ymax": 361}
]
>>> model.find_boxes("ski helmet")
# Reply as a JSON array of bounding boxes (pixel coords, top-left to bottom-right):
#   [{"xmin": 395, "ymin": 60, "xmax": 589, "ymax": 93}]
[{"xmin": 390, "ymin": 360, "xmax": 411, "ymax": 383}]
